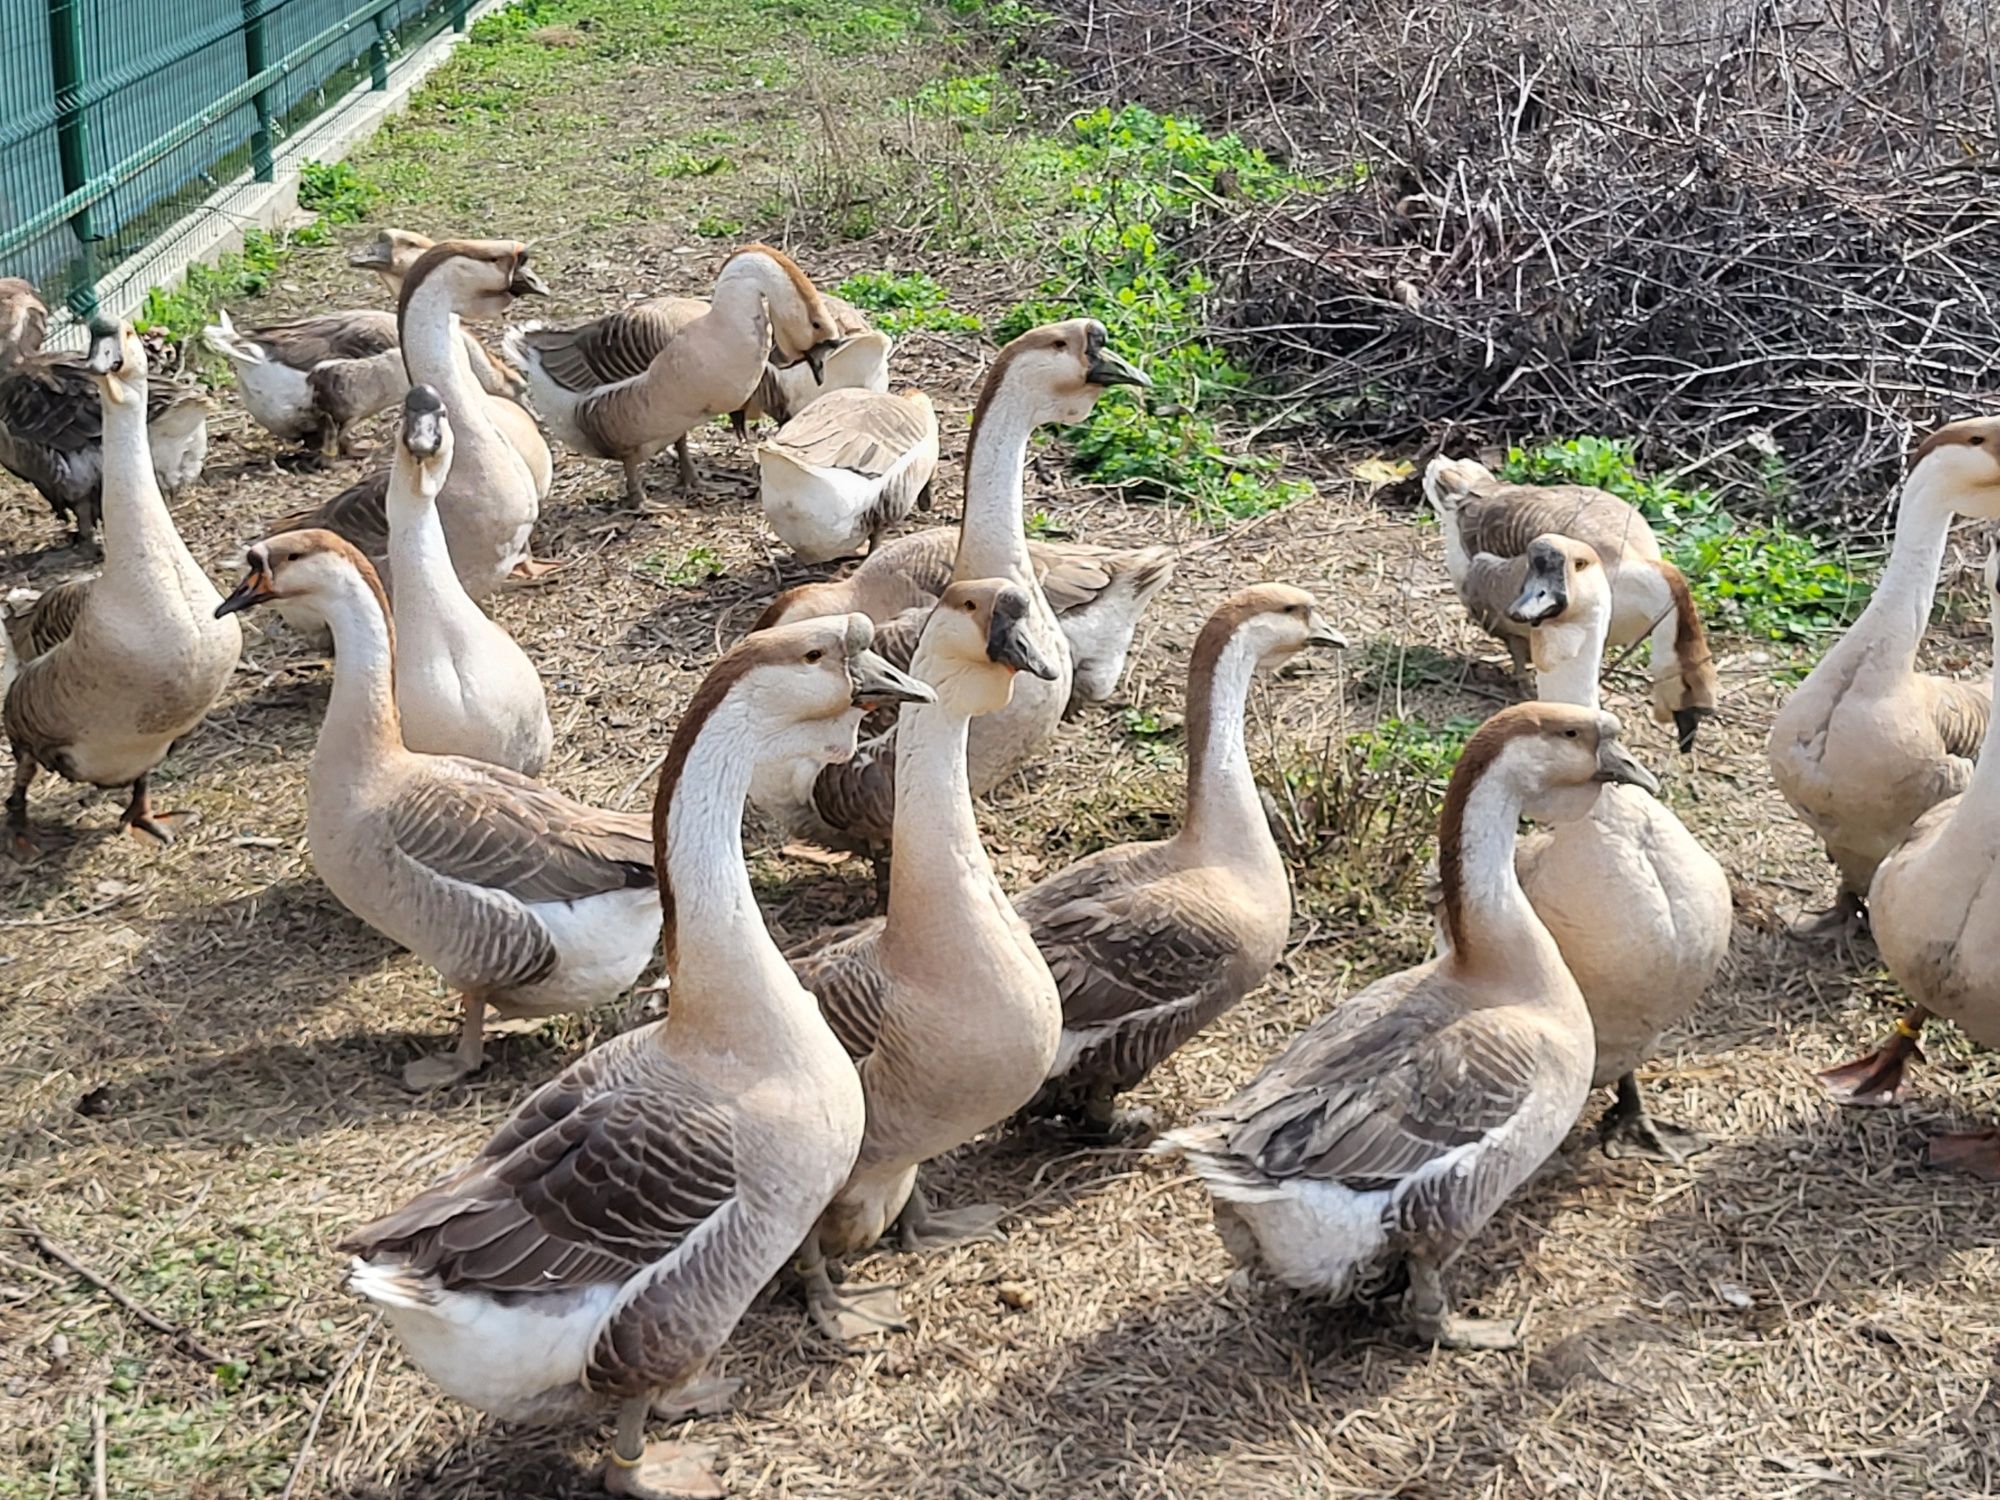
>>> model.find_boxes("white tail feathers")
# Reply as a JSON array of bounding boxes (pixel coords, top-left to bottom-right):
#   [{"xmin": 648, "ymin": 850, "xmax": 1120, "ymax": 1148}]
[{"xmin": 200, "ymin": 307, "xmax": 263, "ymax": 364}]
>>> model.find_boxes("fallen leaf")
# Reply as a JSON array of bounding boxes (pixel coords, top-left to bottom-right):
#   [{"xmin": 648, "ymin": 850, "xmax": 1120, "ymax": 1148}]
[{"xmin": 1350, "ymin": 457, "xmax": 1414, "ymax": 494}]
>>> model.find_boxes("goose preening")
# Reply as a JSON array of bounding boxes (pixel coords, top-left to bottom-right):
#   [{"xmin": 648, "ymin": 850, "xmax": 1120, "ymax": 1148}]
[
  {"xmin": 1158, "ymin": 703, "xmax": 1658, "ymax": 1350},
  {"xmin": 787, "ymin": 579, "xmax": 1063, "ymax": 1340},
  {"xmin": 1768, "ymin": 418, "xmax": 2000, "ymax": 1101},
  {"xmin": 273, "ymin": 239, "xmax": 554, "ymax": 600},
  {"xmin": 1426, "ymin": 456, "xmax": 1718, "ymax": 752},
  {"xmin": 1867, "ymin": 546, "xmax": 2000, "ymax": 1178},
  {"xmin": 756, "ymin": 385, "xmax": 938, "ymax": 562},
  {"xmin": 0, "ymin": 279, "xmax": 209, "ymax": 542},
  {"xmin": 747, "ymin": 319, "xmax": 1148, "ymax": 880},
  {"xmin": 336, "ymin": 616, "xmax": 927, "ymax": 1499},
  {"xmin": 385, "ymin": 385, "xmax": 552, "ymax": 775},
  {"xmin": 756, "ymin": 526, "xmax": 1177, "ymax": 713},
  {"xmin": 1016, "ymin": 585, "xmax": 1345, "ymax": 1139},
  {"xmin": 736, "ymin": 292, "xmax": 891, "ymax": 433},
  {"xmin": 4, "ymin": 321, "xmax": 240, "ymax": 851},
  {"xmin": 1489, "ymin": 534, "xmax": 1732, "ymax": 1162},
  {"xmin": 214, "ymin": 530, "xmax": 650, "ymax": 1089},
  {"xmin": 506, "ymin": 244, "xmax": 845, "ymax": 504}
]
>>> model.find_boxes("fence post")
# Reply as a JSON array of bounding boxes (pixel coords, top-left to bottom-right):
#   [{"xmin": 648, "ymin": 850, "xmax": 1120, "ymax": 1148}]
[
  {"xmin": 46, "ymin": 0, "xmax": 97, "ymax": 317},
  {"xmin": 371, "ymin": 4, "xmax": 391, "ymax": 89},
  {"xmin": 451, "ymin": 0, "xmax": 470, "ymax": 32},
  {"xmin": 243, "ymin": 0, "xmax": 274, "ymax": 183}
]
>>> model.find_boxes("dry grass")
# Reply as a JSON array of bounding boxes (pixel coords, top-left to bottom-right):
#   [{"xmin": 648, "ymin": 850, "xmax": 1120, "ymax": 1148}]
[{"xmin": 5, "ymin": 5, "xmax": 2000, "ymax": 1498}]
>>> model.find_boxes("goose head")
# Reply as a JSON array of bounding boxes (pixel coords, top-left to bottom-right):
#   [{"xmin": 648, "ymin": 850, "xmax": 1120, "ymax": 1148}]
[
  {"xmin": 729, "ymin": 245, "xmax": 845, "ymax": 381},
  {"xmin": 720, "ymin": 614, "xmax": 934, "ymax": 768},
  {"xmin": 1455, "ymin": 702, "xmax": 1660, "ymax": 821},
  {"xmin": 396, "ymin": 239, "xmax": 548, "ymax": 323},
  {"xmin": 349, "ymin": 228, "xmax": 436, "ymax": 294},
  {"xmin": 216, "ymin": 529, "xmax": 387, "ymax": 626},
  {"xmin": 82, "ymin": 319, "xmax": 150, "ymax": 408},
  {"xmin": 1508, "ymin": 533, "xmax": 1609, "ymax": 665},
  {"xmin": 1421, "ymin": 454, "xmax": 1496, "ymax": 520},
  {"xmin": 396, "ymin": 385, "xmax": 454, "ymax": 499},
  {"xmin": 1212, "ymin": 582, "xmax": 1346, "ymax": 674},
  {"xmin": 983, "ymin": 318, "xmax": 1150, "ymax": 429},
  {"xmin": 1908, "ymin": 416, "xmax": 2000, "ymax": 518},
  {"xmin": 0, "ymin": 277, "xmax": 47, "ymax": 365},
  {"xmin": 920, "ymin": 579, "xmax": 1062, "ymax": 716}
]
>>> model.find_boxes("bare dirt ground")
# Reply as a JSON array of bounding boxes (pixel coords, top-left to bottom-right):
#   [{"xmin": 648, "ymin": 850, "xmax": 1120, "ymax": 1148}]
[{"xmin": 4, "ymin": 5, "xmax": 2000, "ymax": 1498}]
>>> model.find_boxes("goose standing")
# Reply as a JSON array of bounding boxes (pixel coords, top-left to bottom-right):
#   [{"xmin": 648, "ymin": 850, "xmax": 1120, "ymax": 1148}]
[
  {"xmin": 338, "ymin": 618, "xmax": 928, "ymax": 1498},
  {"xmin": 756, "ymin": 386, "xmax": 938, "ymax": 562},
  {"xmin": 1426, "ymin": 456, "xmax": 1718, "ymax": 751},
  {"xmin": 1017, "ymin": 585, "xmax": 1345, "ymax": 1138},
  {"xmin": 275, "ymin": 240, "xmax": 553, "ymax": 599},
  {"xmin": 1159, "ymin": 703, "xmax": 1657, "ymax": 1349},
  {"xmin": 1868, "ymin": 546, "xmax": 2000, "ymax": 1177},
  {"xmin": 386, "ymin": 385, "xmax": 551, "ymax": 774},
  {"xmin": 506, "ymin": 244, "xmax": 844, "ymax": 504},
  {"xmin": 1489, "ymin": 535, "xmax": 1732, "ymax": 1161},
  {"xmin": 748, "ymin": 319, "xmax": 1147, "ymax": 874},
  {"xmin": 4, "ymin": 320, "xmax": 239, "ymax": 850},
  {"xmin": 215, "ymin": 531, "xmax": 649, "ymax": 1089},
  {"xmin": 788, "ymin": 580, "xmax": 1063, "ymax": 1339}
]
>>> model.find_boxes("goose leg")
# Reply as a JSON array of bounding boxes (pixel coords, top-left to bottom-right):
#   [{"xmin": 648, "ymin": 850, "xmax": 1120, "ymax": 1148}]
[
  {"xmin": 1504, "ymin": 635, "xmax": 1531, "ymax": 679},
  {"xmin": 895, "ymin": 1179, "xmax": 1006, "ymax": 1252},
  {"xmin": 1598, "ymin": 1073, "xmax": 1710, "ymax": 1163},
  {"xmin": 1078, "ymin": 1085, "xmax": 1159, "ymax": 1143},
  {"xmin": 727, "ymin": 409, "xmax": 749, "ymax": 444},
  {"xmin": 1788, "ymin": 887, "xmax": 1867, "ymax": 942},
  {"xmin": 1816, "ymin": 1007, "xmax": 1926, "ymax": 1107},
  {"xmin": 622, "ymin": 456, "xmax": 649, "ymax": 509},
  {"xmin": 402, "ymin": 993, "xmax": 487, "ymax": 1090},
  {"xmin": 1925, "ymin": 1129, "xmax": 2000, "ymax": 1181},
  {"xmin": 650, "ymin": 1368, "xmax": 741, "ymax": 1422},
  {"xmin": 1404, "ymin": 1256, "xmax": 1521, "ymax": 1351},
  {"xmin": 120, "ymin": 774, "xmax": 189, "ymax": 844},
  {"xmin": 602, "ymin": 1393, "xmax": 721, "ymax": 1500},
  {"xmin": 675, "ymin": 436, "xmax": 699, "ymax": 496},
  {"xmin": 7, "ymin": 753, "xmax": 41, "ymax": 859},
  {"xmin": 797, "ymin": 1231, "xmax": 908, "ymax": 1343}
]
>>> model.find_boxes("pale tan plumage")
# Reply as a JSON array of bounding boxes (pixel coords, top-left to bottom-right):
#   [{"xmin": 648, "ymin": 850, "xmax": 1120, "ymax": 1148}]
[{"xmin": 758, "ymin": 387, "xmax": 938, "ymax": 562}]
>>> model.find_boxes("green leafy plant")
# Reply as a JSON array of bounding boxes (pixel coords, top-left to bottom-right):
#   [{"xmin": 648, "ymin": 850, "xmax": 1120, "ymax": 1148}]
[
  {"xmin": 296, "ymin": 159, "xmax": 379, "ymax": 224},
  {"xmin": 137, "ymin": 228, "xmax": 285, "ymax": 345},
  {"xmin": 912, "ymin": 71, "xmax": 998, "ymax": 122},
  {"xmin": 644, "ymin": 545, "xmax": 722, "ymax": 586},
  {"xmin": 694, "ymin": 213, "xmax": 746, "ymax": 238},
  {"xmin": 1348, "ymin": 715, "xmax": 1481, "ymax": 787},
  {"xmin": 833, "ymin": 269, "xmax": 980, "ymax": 333}
]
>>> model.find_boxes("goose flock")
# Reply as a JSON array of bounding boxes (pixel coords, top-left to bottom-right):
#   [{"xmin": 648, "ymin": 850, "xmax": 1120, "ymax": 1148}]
[{"xmin": 1, "ymin": 231, "xmax": 1998, "ymax": 1497}]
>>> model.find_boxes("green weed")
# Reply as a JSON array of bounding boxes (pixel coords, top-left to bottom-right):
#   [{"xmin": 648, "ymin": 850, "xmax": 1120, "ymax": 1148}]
[
  {"xmin": 136, "ymin": 229, "xmax": 285, "ymax": 346},
  {"xmin": 1349, "ymin": 714, "xmax": 1480, "ymax": 788},
  {"xmin": 833, "ymin": 270, "xmax": 980, "ymax": 332},
  {"xmin": 296, "ymin": 159, "xmax": 379, "ymax": 224},
  {"xmin": 644, "ymin": 546, "xmax": 723, "ymax": 586},
  {"xmin": 912, "ymin": 71, "xmax": 999, "ymax": 122}
]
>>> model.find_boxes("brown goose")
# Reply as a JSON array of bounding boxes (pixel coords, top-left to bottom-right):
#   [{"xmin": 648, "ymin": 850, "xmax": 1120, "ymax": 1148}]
[
  {"xmin": 336, "ymin": 616, "xmax": 926, "ymax": 1499},
  {"xmin": 735, "ymin": 293, "xmax": 891, "ymax": 432},
  {"xmin": 1426, "ymin": 456, "xmax": 1718, "ymax": 751},
  {"xmin": 1159, "ymin": 703, "xmax": 1656, "ymax": 1350},
  {"xmin": 1016, "ymin": 586, "xmax": 1344, "ymax": 1139}
]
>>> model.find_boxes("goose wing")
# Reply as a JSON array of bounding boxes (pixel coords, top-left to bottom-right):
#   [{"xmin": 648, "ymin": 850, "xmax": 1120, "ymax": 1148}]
[
  {"xmin": 787, "ymin": 917, "xmax": 893, "ymax": 1061},
  {"xmin": 809, "ymin": 726, "xmax": 897, "ymax": 851},
  {"xmin": 14, "ymin": 578, "xmax": 91, "ymax": 659},
  {"xmin": 517, "ymin": 296, "xmax": 704, "ymax": 393},
  {"xmin": 1455, "ymin": 483, "xmax": 1657, "ymax": 565},
  {"xmin": 245, "ymin": 310, "xmax": 399, "ymax": 367},
  {"xmin": 0, "ymin": 358, "xmax": 100, "ymax": 453},
  {"xmin": 272, "ymin": 467, "xmax": 391, "ymax": 563},
  {"xmin": 1923, "ymin": 673, "xmax": 1992, "ymax": 764},
  {"xmin": 769, "ymin": 391, "xmax": 930, "ymax": 477}
]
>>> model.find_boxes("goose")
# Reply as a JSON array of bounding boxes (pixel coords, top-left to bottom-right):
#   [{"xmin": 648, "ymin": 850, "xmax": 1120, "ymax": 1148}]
[
  {"xmin": 4, "ymin": 320, "xmax": 240, "ymax": 849},
  {"xmin": 788, "ymin": 579, "xmax": 1063, "ymax": 1340},
  {"xmin": 1777, "ymin": 418, "xmax": 2000, "ymax": 1100},
  {"xmin": 0, "ymin": 280, "xmax": 209, "ymax": 542},
  {"xmin": 273, "ymin": 240, "xmax": 554, "ymax": 601},
  {"xmin": 756, "ymin": 386, "xmax": 937, "ymax": 562},
  {"xmin": 1425, "ymin": 456, "xmax": 1718, "ymax": 751},
  {"xmin": 335, "ymin": 617, "xmax": 927, "ymax": 1499},
  {"xmin": 341, "ymin": 226, "xmax": 524, "ymax": 403},
  {"xmin": 754, "ymin": 527, "xmax": 1177, "ymax": 712},
  {"xmin": 506, "ymin": 244, "xmax": 845, "ymax": 504},
  {"xmin": 386, "ymin": 386, "xmax": 552, "ymax": 775},
  {"xmin": 1016, "ymin": 585, "xmax": 1346, "ymax": 1139},
  {"xmin": 747, "ymin": 319, "xmax": 1147, "ymax": 878},
  {"xmin": 1867, "ymin": 546, "xmax": 2000, "ymax": 1177},
  {"xmin": 213, "ymin": 530, "xmax": 649, "ymax": 1089},
  {"xmin": 735, "ymin": 294, "xmax": 891, "ymax": 433},
  {"xmin": 1485, "ymin": 534, "xmax": 1732, "ymax": 1162},
  {"xmin": 1158, "ymin": 703, "xmax": 1657, "ymax": 1349},
  {"xmin": 347, "ymin": 226, "xmax": 437, "ymax": 293}
]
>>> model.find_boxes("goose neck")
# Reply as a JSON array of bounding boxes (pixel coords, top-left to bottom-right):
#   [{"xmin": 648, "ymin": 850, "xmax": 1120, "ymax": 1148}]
[
  {"xmin": 1180, "ymin": 632, "xmax": 1275, "ymax": 863},
  {"xmin": 1838, "ymin": 472, "xmax": 1958, "ymax": 671},
  {"xmin": 884, "ymin": 660, "xmax": 987, "ymax": 920},
  {"xmin": 96, "ymin": 379, "xmax": 185, "ymax": 573},
  {"xmin": 1439, "ymin": 766, "xmax": 1569, "ymax": 989},
  {"xmin": 313, "ymin": 570, "xmax": 403, "ymax": 770},
  {"xmin": 386, "ymin": 462, "xmax": 466, "ymax": 620},
  {"xmin": 1530, "ymin": 615, "xmax": 1607, "ymax": 711},
  {"xmin": 398, "ymin": 290, "xmax": 484, "ymax": 411},
  {"xmin": 955, "ymin": 386, "xmax": 1036, "ymax": 583}
]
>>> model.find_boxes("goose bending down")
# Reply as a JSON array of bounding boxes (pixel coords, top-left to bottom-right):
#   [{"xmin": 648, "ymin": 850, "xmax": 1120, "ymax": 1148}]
[
  {"xmin": 0, "ymin": 279, "xmax": 209, "ymax": 542},
  {"xmin": 747, "ymin": 320, "xmax": 1147, "ymax": 873},
  {"xmin": 214, "ymin": 530, "xmax": 651, "ymax": 1089},
  {"xmin": 274, "ymin": 240, "xmax": 554, "ymax": 601},
  {"xmin": 337, "ymin": 619, "xmax": 928, "ymax": 1500},
  {"xmin": 1017, "ymin": 586, "xmax": 1346, "ymax": 1138},
  {"xmin": 756, "ymin": 527, "xmax": 1177, "ymax": 712},
  {"xmin": 1483, "ymin": 535, "xmax": 1732, "ymax": 1162},
  {"xmin": 787, "ymin": 580, "xmax": 1064, "ymax": 1340},
  {"xmin": 506, "ymin": 244, "xmax": 844, "ymax": 504},
  {"xmin": 735, "ymin": 294, "xmax": 891, "ymax": 432},
  {"xmin": 1158, "ymin": 703, "xmax": 1657, "ymax": 1349},
  {"xmin": 1868, "ymin": 547, "xmax": 2000, "ymax": 1178},
  {"xmin": 1426, "ymin": 456, "xmax": 1718, "ymax": 751},
  {"xmin": 4, "ymin": 321, "xmax": 240, "ymax": 848},
  {"xmin": 387, "ymin": 386, "xmax": 551, "ymax": 774},
  {"xmin": 757, "ymin": 386, "xmax": 937, "ymax": 561}
]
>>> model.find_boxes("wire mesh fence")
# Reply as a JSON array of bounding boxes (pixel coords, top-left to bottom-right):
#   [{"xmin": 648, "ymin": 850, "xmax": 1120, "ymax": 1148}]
[{"xmin": 0, "ymin": 0, "xmax": 472, "ymax": 323}]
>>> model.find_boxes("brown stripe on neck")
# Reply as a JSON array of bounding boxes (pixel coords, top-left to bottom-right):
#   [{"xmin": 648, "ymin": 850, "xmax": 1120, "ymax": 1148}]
[
  {"xmin": 750, "ymin": 582, "xmax": 818, "ymax": 633},
  {"xmin": 725, "ymin": 243, "xmax": 826, "ymax": 314},
  {"xmin": 396, "ymin": 239, "xmax": 516, "ymax": 327},
  {"xmin": 1656, "ymin": 560, "xmax": 1716, "ymax": 710},
  {"xmin": 1435, "ymin": 706, "xmax": 1557, "ymax": 963},
  {"xmin": 1182, "ymin": 590, "xmax": 1280, "ymax": 811},
  {"xmin": 960, "ymin": 337, "xmax": 1035, "ymax": 525}
]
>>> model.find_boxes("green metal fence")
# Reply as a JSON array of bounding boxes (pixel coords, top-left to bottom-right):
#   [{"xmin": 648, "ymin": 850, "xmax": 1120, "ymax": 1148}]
[{"xmin": 0, "ymin": 0, "xmax": 474, "ymax": 319}]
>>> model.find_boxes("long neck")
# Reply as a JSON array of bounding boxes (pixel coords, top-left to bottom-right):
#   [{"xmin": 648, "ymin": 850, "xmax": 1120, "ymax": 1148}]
[
  {"xmin": 313, "ymin": 572, "xmax": 403, "ymax": 768},
  {"xmin": 387, "ymin": 461, "xmax": 470, "ymax": 619},
  {"xmin": 708, "ymin": 261, "xmax": 776, "ymax": 349},
  {"xmin": 1531, "ymin": 607, "xmax": 1608, "ymax": 711},
  {"xmin": 399, "ymin": 286, "xmax": 488, "ymax": 419},
  {"xmin": 1180, "ymin": 633, "xmax": 1275, "ymax": 862},
  {"xmin": 98, "ymin": 379, "xmax": 195, "ymax": 577},
  {"xmin": 1441, "ymin": 770, "xmax": 1569, "ymax": 988},
  {"xmin": 1831, "ymin": 471, "xmax": 1957, "ymax": 673},
  {"xmin": 885, "ymin": 663, "xmax": 990, "ymax": 922},
  {"xmin": 661, "ymin": 705, "xmax": 819, "ymax": 1041},
  {"xmin": 955, "ymin": 386, "xmax": 1037, "ymax": 584}
]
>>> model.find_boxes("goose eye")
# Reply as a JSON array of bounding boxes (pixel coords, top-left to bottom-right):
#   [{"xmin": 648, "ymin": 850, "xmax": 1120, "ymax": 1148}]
[
  {"xmin": 1563, "ymin": 728, "xmax": 1578, "ymax": 738},
  {"xmin": 805, "ymin": 649, "xmax": 824, "ymax": 663},
  {"xmin": 964, "ymin": 600, "xmax": 977, "ymax": 611},
  {"xmin": 1972, "ymin": 435, "xmax": 1987, "ymax": 447}
]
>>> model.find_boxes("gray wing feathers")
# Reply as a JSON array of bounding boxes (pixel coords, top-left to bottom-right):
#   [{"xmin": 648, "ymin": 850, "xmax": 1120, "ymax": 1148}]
[
  {"xmin": 787, "ymin": 918, "xmax": 893, "ymax": 1061},
  {"xmin": 521, "ymin": 298, "xmax": 702, "ymax": 391},
  {"xmin": 771, "ymin": 394, "xmax": 929, "ymax": 477}
]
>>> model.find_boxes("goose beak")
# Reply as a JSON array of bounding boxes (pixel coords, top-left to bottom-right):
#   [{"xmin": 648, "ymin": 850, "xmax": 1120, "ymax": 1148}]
[
  {"xmin": 849, "ymin": 650, "xmax": 934, "ymax": 708},
  {"xmin": 801, "ymin": 336, "xmax": 847, "ymax": 385},
  {"xmin": 401, "ymin": 385, "xmax": 448, "ymax": 459},
  {"xmin": 85, "ymin": 321, "xmax": 135, "ymax": 405},
  {"xmin": 1304, "ymin": 610, "xmax": 1348, "ymax": 649},
  {"xmin": 1086, "ymin": 346, "xmax": 1150, "ymax": 390},
  {"xmin": 986, "ymin": 591, "xmax": 1060, "ymax": 680},
  {"xmin": 1671, "ymin": 705, "xmax": 1712, "ymax": 754},
  {"xmin": 1592, "ymin": 738, "xmax": 1660, "ymax": 795},
  {"xmin": 508, "ymin": 262, "xmax": 549, "ymax": 298},
  {"xmin": 348, "ymin": 241, "xmax": 392, "ymax": 271},
  {"xmin": 216, "ymin": 557, "xmax": 277, "ymax": 618}
]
